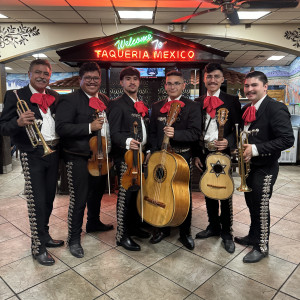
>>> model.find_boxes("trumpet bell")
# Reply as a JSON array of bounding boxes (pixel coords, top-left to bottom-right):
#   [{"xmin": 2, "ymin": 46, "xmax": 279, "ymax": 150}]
[
  {"xmin": 42, "ymin": 144, "xmax": 55, "ymax": 157},
  {"xmin": 236, "ymin": 185, "xmax": 252, "ymax": 192}
]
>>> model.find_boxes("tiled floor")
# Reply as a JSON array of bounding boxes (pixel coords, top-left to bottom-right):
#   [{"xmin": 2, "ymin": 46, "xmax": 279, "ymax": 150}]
[{"xmin": 0, "ymin": 158, "xmax": 299, "ymax": 300}]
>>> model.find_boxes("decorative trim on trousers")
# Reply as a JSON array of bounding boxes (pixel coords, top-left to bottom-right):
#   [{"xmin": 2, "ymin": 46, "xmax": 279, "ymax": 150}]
[
  {"xmin": 66, "ymin": 161, "xmax": 75, "ymax": 245},
  {"xmin": 21, "ymin": 152, "xmax": 41, "ymax": 255}
]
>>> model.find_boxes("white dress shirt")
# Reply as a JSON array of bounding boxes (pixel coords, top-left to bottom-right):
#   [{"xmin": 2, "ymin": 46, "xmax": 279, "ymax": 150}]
[{"xmin": 29, "ymin": 84, "xmax": 59, "ymax": 142}]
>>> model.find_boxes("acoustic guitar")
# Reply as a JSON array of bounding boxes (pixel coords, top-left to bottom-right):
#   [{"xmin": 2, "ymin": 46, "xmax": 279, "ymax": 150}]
[
  {"xmin": 136, "ymin": 102, "xmax": 190, "ymax": 227},
  {"xmin": 199, "ymin": 108, "xmax": 234, "ymax": 200}
]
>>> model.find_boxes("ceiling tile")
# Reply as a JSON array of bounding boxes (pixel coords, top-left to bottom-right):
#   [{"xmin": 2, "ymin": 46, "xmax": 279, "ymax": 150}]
[
  {"xmin": 262, "ymin": 11, "xmax": 300, "ymax": 20},
  {"xmin": 38, "ymin": 10, "xmax": 79, "ymax": 18},
  {"xmin": 50, "ymin": 18, "xmax": 86, "ymax": 23},
  {"xmin": 0, "ymin": 10, "xmax": 44, "ymax": 18},
  {"xmin": 68, "ymin": 0, "xmax": 112, "ymax": 7},
  {"xmin": 77, "ymin": 10, "xmax": 116, "ymax": 18}
]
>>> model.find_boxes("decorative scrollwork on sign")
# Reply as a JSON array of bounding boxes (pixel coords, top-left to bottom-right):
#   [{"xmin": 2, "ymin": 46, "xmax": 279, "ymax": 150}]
[
  {"xmin": 0, "ymin": 24, "xmax": 40, "ymax": 50},
  {"xmin": 284, "ymin": 27, "xmax": 300, "ymax": 48}
]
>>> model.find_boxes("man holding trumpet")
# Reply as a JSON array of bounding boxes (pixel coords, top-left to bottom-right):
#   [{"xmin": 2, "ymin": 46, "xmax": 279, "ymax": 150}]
[
  {"xmin": 0, "ymin": 59, "xmax": 63, "ymax": 266},
  {"xmin": 235, "ymin": 71, "xmax": 294, "ymax": 263}
]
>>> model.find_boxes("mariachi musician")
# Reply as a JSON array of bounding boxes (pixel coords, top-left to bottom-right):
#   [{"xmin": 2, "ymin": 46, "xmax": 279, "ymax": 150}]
[
  {"xmin": 108, "ymin": 66, "xmax": 151, "ymax": 251},
  {"xmin": 194, "ymin": 63, "xmax": 242, "ymax": 254},
  {"xmin": 0, "ymin": 59, "xmax": 63, "ymax": 266},
  {"xmin": 149, "ymin": 70, "xmax": 202, "ymax": 250},
  {"xmin": 55, "ymin": 62, "xmax": 113, "ymax": 259}
]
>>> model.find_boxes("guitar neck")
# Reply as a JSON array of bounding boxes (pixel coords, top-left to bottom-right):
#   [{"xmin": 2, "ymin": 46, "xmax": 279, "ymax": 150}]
[
  {"xmin": 218, "ymin": 125, "xmax": 224, "ymax": 141},
  {"xmin": 161, "ymin": 134, "xmax": 170, "ymax": 150}
]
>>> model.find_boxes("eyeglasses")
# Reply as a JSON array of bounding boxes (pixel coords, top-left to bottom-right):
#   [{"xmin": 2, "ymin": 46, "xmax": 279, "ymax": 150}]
[
  {"xmin": 83, "ymin": 76, "xmax": 101, "ymax": 82},
  {"xmin": 165, "ymin": 82, "xmax": 184, "ymax": 87},
  {"xmin": 205, "ymin": 75, "xmax": 223, "ymax": 80}
]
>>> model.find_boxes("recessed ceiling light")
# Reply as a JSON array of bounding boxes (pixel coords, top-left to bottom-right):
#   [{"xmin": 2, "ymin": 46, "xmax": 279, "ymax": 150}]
[
  {"xmin": 118, "ymin": 11, "xmax": 153, "ymax": 19},
  {"xmin": 206, "ymin": 45, "xmax": 211, "ymax": 47},
  {"xmin": 5, "ymin": 67, "xmax": 12, "ymax": 70},
  {"xmin": 32, "ymin": 53, "xmax": 47, "ymax": 58},
  {"xmin": 268, "ymin": 56, "xmax": 285, "ymax": 61},
  {"xmin": 238, "ymin": 11, "xmax": 270, "ymax": 19},
  {"xmin": 0, "ymin": 13, "xmax": 8, "ymax": 18}
]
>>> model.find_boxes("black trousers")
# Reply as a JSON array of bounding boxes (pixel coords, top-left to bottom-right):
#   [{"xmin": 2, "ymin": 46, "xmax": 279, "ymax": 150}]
[
  {"xmin": 115, "ymin": 160, "xmax": 143, "ymax": 242},
  {"xmin": 64, "ymin": 153, "xmax": 89, "ymax": 245},
  {"xmin": 245, "ymin": 162, "xmax": 279, "ymax": 253},
  {"xmin": 87, "ymin": 173, "xmax": 107, "ymax": 225},
  {"xmin": 21, "ymin": 146, "xmax": 59, "ymax": 255},
  {"xmin": 200, "ymin": 150, "xmax": 233, "ymax": 240}
]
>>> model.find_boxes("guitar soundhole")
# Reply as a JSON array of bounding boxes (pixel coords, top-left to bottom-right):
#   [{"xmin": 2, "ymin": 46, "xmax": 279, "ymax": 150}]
[
  {"xmin": 213, "ymin": 164, "xmax": 223, "ymax": 174},
  {"xmin": 153, "ymin": 164, "xmax": 167, "ymax": 183}
]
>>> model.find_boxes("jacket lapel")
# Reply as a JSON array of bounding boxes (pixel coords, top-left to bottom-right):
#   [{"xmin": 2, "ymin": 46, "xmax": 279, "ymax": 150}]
[
  {"xmin": 249, "ymin": 96, "xmax": 269, "ymax": 129},
  {"xmin": 23, "ymin": 85, "xmax": 43, "ymax": 119}
]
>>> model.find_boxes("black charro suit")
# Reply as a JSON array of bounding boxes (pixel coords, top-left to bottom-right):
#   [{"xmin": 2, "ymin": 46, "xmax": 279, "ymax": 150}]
[
  {"xmin": 108, "ymin": 93, "xmax": 150, "ymax": 243},
  {"xmin": 242, "ymin": 95, "xmax": 294, "ymax": 253},
  {"xmin": 194, "ymin": 91, "xmax": 242, "ymax": 240},
  {"xmin": 0, "ymin": 85, "xmax": 60, "ymax": 256},
  {"xmin": 55, "ymin": 88, "xmax": 110, "ymax": 246},
  {"xmin": 149, "ymin": 96, "xmax": 202, "ymax": 237}
]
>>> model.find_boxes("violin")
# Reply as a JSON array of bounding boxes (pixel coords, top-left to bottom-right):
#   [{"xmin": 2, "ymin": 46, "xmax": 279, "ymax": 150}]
[
  {"xmin": 121, "ymin": 121, "xmax": 145, "ymax": 192},
  {"xmin": 88, "ymin": 110, "xmax": 112, "ymax": 177}
]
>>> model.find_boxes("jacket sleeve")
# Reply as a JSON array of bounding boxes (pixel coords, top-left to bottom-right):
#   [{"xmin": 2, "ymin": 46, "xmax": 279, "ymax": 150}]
[
  {"xmin": 226, "ymin": 95, "xmax": 242, "ymax": 149},
  {"xmin": 173, "ymin": 100, "xmax": 202, "ymax": 142},
  {"xmin": 107, "ymin": 100, "xmax": 127, "ymax": 148},
  {"xmin": 0, "ymin": 91, "xmax": 21, "ymax": 137},
  {"xmin": 55, "ymin": 94, "xmax": 90, "ymax": 138},
  {"xmin": 256, "ymin": 102, "xmax": 294, "ymax": 154}
]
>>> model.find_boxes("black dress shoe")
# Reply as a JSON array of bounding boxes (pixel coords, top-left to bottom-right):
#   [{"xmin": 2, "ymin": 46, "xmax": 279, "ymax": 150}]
[
  {"xmin": 243, "ymin": 249, "xmax": 268, "ymax": 263},
  {"xmin": 222, "ymin": 239, "xmax": 235, "ymax": 254},
  {"xmin": 234, "ymin": 235, "xmax": 253, "ymax": 246},
  {"xmin": 33, "ymin": 251, "xmax": 55, "ymax": 266},
  {"xmin": 86, "ymin": 221, "xmax": 114, "ymax": 233},
  {"xmin": 69, "ymin": 243, "xmax": 84, "ymax": 258},
  {"xmin": 130, "ymin": 228, "xmax": 151, "ymax": 239},
  {"xmin": 195, "ymin": 229, "xmax": 220, "ymax": 239},
  {"xmin": 179, "ymin": 234, "xmax": 195, "ymax": 250},
  {"xmin": 149, "ymin": 231, "xmax": 170, "ymax": 244},
  {"xmin": 45, "ymin": 238, "xmax": 64, "ymax": 248},
  {"xmin": 117, "ymin": 237, "xmax": 141, "ymax": 251}
]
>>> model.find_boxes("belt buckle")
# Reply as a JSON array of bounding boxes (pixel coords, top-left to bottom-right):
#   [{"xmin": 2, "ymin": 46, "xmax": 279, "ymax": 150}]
[{"xmin": 206, "ymin": 141, "xmax": 216, "ymax": 152}]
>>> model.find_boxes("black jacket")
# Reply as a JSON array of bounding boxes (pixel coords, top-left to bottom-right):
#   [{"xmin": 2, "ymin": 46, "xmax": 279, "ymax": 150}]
[
  {"xmin": 242, "ymin": 96, "xmax": 294, "ymax": 166},
  {"xmin": 0, "ymin": 85, "xmax": 59, "ymax": 152},
  {"xmin": 149, "ymin": 97, "xmax": 202, "ymax": 154},
  {"xmin": 194, "ymin": 91, "xmax": 242, "ymax": 152},
  {"xmin": 108, "ymin": 93, "xmax": 150, "ymax": 163},
  {"xmin": 55, "ymin": 88, "xmax": 109, "ymax": 157}
]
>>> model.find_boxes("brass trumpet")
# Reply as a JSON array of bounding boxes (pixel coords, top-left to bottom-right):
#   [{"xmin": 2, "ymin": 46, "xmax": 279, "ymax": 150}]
[
  {"xmin": 235, "ymin": 124, "xmax": 259, "ymax": 192},
  {"xmin": 14, "ymin": 90, "xmax": 54, "ymax": 157}
]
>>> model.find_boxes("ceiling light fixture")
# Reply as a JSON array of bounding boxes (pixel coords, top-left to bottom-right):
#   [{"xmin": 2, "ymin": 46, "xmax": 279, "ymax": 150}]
[
  {"xmin": 32, "ymin": 53, "xmax": 47, "ymax": 58},
  {"xmin": 238, "ymin": 11, "xmax": 270, "ymax": 19},
  {"xmin": 0, "ymin": 13, "xmax": 8, "ymax": 18},
  {"xmin": 118, "ymin": 11, "xmax": 153, "ymax": 19},
  {"xmin": 5, "ymin": 67, "xmax": 12, "ymax": 70},
  {"xmin": 268, "ymin": 56, "xmax": 285, "ymax": 61}
]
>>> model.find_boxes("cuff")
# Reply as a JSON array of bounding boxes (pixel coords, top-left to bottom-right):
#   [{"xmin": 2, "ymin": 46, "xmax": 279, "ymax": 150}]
[
  {"xmin": 251, "ymin": 144, "xmax": 259, "ymax": 157},
  {"xmin": 126, "ymin": 138, "xmax": 132, "ymax": 150}
]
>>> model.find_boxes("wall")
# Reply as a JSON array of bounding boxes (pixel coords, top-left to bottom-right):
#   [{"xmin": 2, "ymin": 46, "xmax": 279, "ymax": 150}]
[{"xmin": 229, "ymin": 57, "xmax": 300, "ymax": 109}]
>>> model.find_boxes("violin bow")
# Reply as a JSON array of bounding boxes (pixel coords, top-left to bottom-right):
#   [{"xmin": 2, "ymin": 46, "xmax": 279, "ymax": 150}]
[
  {"xmin": 103, "ymin": 113, "xmax": 111, "ymax": 196},
  {"xmin": 139, "ymin": 141, "xmax": 143, "ymax": 222}
]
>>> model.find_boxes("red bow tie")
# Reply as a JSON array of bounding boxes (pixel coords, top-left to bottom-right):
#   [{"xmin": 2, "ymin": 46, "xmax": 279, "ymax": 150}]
[
  {"xmin": 30, "ymin": 93, "xmax": 55, "ymax": 113},
  {"xmin": 89, "ymin": 97, "xmax": 107, "ymax": 112},
  {"xmin": 160, "ymin": 100, "xmax": 185, "ymax": 114},
  {"xmin": 203, "ymin": 96, "xmax": 224, "ymax": 118},
  {"xmin": 134, "ymin": 101, "xmax": 148, "ymax": 117},
  {"xmin": 243, "ymin": 105, "xmax": 256, "ymax": 125}
]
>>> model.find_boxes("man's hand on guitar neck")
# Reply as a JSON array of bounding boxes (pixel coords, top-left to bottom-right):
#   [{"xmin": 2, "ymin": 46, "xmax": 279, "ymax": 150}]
[
  {"xmin": 194, "ymin": 157, "xmax": 204, "ymax": 172},
  {"xmin": 214, "ymin": 138, "xmax": 228, "ymax": 151},
  {"xmin": 163, "ymin": 126, "xmax": 174, "ymax": 138}
]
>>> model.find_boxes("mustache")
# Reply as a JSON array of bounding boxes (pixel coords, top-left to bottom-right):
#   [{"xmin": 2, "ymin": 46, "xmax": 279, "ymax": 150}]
[
  {"xmin": 36, "ymin": 78, "xmax": 48, "ymax": 83},
  {"xmin": 246, "ymin": 91, "xmax": 256, "ymax": 96}
]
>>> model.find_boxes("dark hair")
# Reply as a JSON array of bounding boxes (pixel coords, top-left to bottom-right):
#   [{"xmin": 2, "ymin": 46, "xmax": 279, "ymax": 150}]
[
  {"xmin": 204, "ymin": 63, "xmax": 223, "ymax": 74},
  {"xmin": 245, "ymin": 71, "xmax": 268, "ymax": 85},
  {"xmin": 120, "ymin": 66, "xmax": 140, "ymax": 81},
  {"xmin": 79, "ymin": 62, "xmax": 101, "ymax": 78},
  {"xmin": 166, "ymin": 70, "xmax": 183, "ymax": 78},
  {"xmin": 29, "ymin": 59, "xmax": 52, "ymax": 72}
]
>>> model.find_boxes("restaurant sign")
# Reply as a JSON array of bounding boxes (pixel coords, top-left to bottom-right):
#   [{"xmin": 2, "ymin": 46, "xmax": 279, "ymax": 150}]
[{"xmin": 57, "ymin": 26, "xmax": 227, "ymax": 64}]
